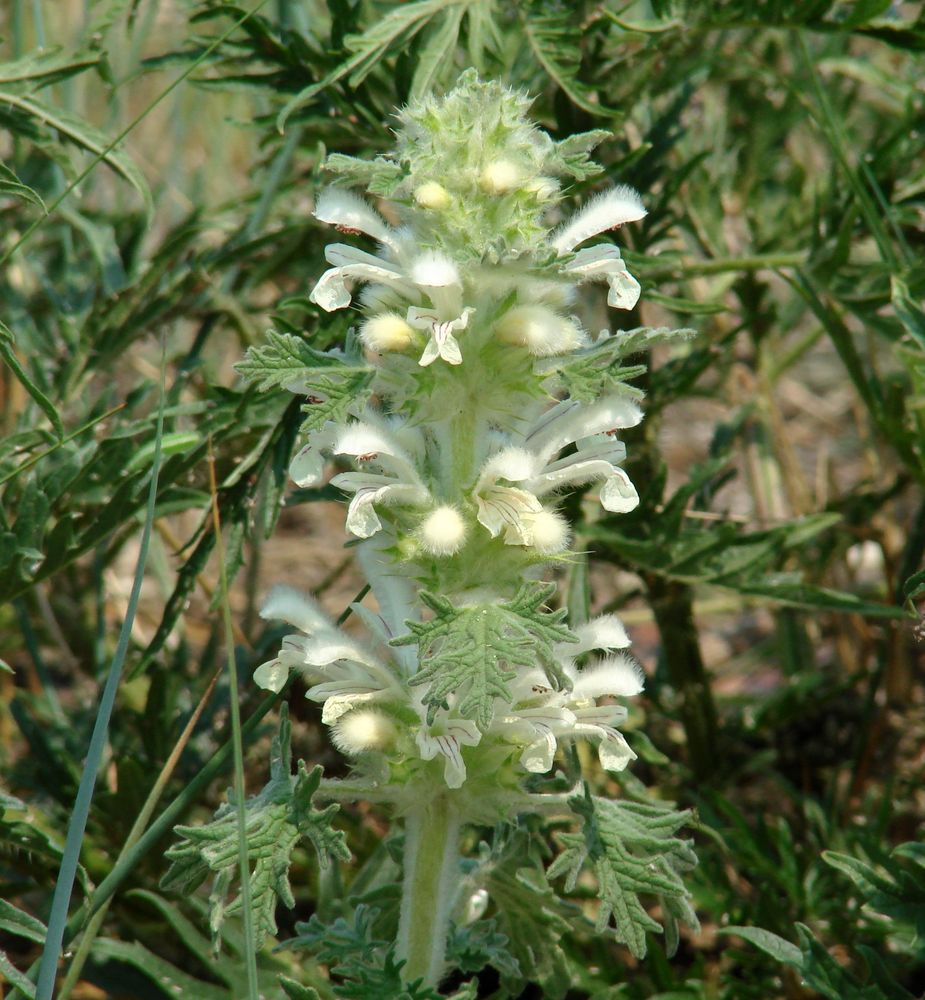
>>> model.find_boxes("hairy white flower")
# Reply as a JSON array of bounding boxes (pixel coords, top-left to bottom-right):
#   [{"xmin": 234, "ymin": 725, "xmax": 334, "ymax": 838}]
[
  {"xmin": 526, "ymin": 508, "xmax": 570, "ymax": 554},
  {"xmin": 550, "ymin": 185, "xmax": 646, "ymax": 254},
  {"xmin": 289, "ymin": 425, "xmax": 338, "ymax": 489},
  {"xmin": 570, "ymin": 614, "xmax": 631, "ymax": 655},
  {"xmin": 523, "ymin": 397, "xmax": 643, "ymax": 513},
  {"xmin": 259, "ymin": 585, "xmax": 331, "ymax": 636},
  {"xmin": 289, "ymin": 420, "xmax": 431, "ymax": 537},
  {"xmin": 472, "ymin": 398, "xmax": 641, "ymax": 544},
  {"xmin": 329, "ymin": 421, "xmax": 430, "ymax": 537},
  {"xmin": 489, "ymin": 631, "xmax": 644, "ymax": 774},
  {"xmin": 254, "ymin": 588, "xmax": 403, "ymax": 723},
  {"xmin": 419, "ymin": 505, "xmax": 467, "ymax": 556},
  {"xmin": 569, "ymin": 654, "xmax": 645, "ymax": 700},
  {"xmin": 473, "ymin": 447, "xmax": 544, "ymax": 545},
  {"xmin": 308, "ymin": 237, "xmax": 473, "ymax": 325},
  {"xmin": 409, "ymin": 251, "xmax": 464, "ymax": 319},
  {"xmin": 310, "ymin": 243, "xmax": 418, "ymax": 312},
  {"xmin": 314, "ymin": 188, "xmax": 400, "ymax": 253}
]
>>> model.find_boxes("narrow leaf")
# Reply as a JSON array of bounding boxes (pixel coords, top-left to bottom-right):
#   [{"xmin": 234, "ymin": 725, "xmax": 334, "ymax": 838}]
[
  {"xmin": 0, "ymin": 90, "xmax": 153, "ymax": 217},
  {"xmin": 0, "ymin": 321, "xmax": 63, "ymax": 439}
]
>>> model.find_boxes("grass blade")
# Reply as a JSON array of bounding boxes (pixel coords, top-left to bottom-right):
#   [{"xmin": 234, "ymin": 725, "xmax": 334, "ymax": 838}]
[
  {"xmin": 33, "ymin": 345, "xmax": 166, "ymax": 1000},
  {"xmin": 207, "ymin": 437, "xmax": 259, "ymax": 999},
  {"xmin": 0, "ymin": 320, "xmax": 64, "ymax": 439}
]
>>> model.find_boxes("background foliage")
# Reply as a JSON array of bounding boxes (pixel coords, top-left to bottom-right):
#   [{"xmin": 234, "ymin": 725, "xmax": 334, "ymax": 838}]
[{"xmin": 1, "ymin": 0, "xmax": 923, "ymax": 997}]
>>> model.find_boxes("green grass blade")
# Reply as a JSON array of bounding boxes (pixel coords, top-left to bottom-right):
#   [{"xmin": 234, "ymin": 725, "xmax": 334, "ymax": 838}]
[
  {"xmin": 33, "ymin": 346, "xmax": 167, "ymax": 1000},
  {"xmin": 794, "ymin": 33, "xmax": 907, "ymax": 268},
  {"xmin": 208, "ymin": 439, "xmax": 260, "ymax": 999}
]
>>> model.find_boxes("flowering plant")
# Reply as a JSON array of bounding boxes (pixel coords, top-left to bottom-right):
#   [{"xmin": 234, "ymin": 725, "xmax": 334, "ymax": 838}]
[{"xmin": 167, "ymin": 71, "xmax": 698, "ymax": 996}]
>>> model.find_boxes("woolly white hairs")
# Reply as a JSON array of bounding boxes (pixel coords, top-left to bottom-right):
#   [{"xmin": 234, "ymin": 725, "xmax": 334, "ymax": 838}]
[{"xmin": 550, "ymin": 185, "xmax": 646, "ymax": 255}]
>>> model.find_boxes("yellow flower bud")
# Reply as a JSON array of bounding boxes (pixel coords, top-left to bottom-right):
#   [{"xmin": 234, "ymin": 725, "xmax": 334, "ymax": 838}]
[
  {"xmin": 360, "ymin": 312, "xmax": 416, "ymax": 352},
  {"xmin": 331, "ymin": 710, "xmax": 397, "ymax": 754},
  {"xmin": 414, "ymin": 181, "xmax": 451, "ymax": 210},
  {"xmin": 495, "ymin": 305, "xmax": 582, "ymax": 357},
  {"xmin": 479, "ymin": 160, "xmax": 520, "ymax": 194}
]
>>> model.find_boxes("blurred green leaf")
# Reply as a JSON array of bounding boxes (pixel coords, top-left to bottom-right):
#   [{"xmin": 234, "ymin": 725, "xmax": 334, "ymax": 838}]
[
  {"xmin": 718, "ymin": 925, "xmax": 802, "ymax": 967},
  {"xmin": 0, "ymin": 92, "xmax": 153, "ymax": 218}
]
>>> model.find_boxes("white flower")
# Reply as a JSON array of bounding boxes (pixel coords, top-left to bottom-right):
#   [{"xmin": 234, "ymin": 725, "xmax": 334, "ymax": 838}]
[
  {"xmin": 489, "ymin": 618, "xmax": 643, "ymax": 774},
  {"xmin": 313, "ymin": 188, "xmax": 400, "ymax": 253},
  {"xmin": 289, "ymin": 420, "xmax": 431, "ymax": 537},
  {"xmin": 415, "ymin": 716, "xmax": 481, "ymax": 788},
  {"xmin": 254, "ymin": 586, "xmax": 403, "ymax": 724},
  {"xmin": 329, "ymin": 421, "xmax": 431, "ymax": 537},
  {"xmin": 289, "ymin": 425, "xmax": 338, "ymax": 488},
  {"xmin": 473, "ymin": 447, "xmax": 545, "ymax": 545},
  {"xmin": 331, "ymin": 709, "xmax": 398, "ymax": 754},
  {"xmin": 309, "ymin": 243, "xmax": 418, "ymax": 312},
  {"xmin": 359, "ymin": 312, "xmax": 416, "ymax": 352},
  {"xmin": 480, "ymin": 160, "xmax": 521, "ymax": 194},
  {"xmin": 561, "ymin": 244, "xmax": 642, "ymax": 310},
  {"xmin": 550, "ymin": 186, "xmax": 646, "ymax": 254},
  {"xmin": 408, "ymin": 251, "xmax": 464, "ymax": 319},
  {"xmin": 522, "ymin": 396, "xmax": 643, "ymax": 513},
  {"xmin": 547, "ymin": 185, "xmax": 646, "ymax": 312},
  {"xmin": 567, "ymin": 614, "xmax": 631, "ymax": 657},
  {"xmin": 309, "ymin": 233, "xmax": 463, "ymax": 321},
  {"xmin": 406, "ymin": 305, "xmax": 474, "ymax": 367},
  {"xmin": 472, "ymin": 396, "xmax": 643, "ymax": 544},
  {"xmin": 527, "ymin": 508, "xmax": 571, "ymax": 554}
]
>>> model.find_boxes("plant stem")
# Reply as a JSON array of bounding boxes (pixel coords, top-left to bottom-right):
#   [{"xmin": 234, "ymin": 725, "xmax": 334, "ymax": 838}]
[
  {"xmin": 396, "ymin": 794, "xmax": 460, "ymax": 987},
  {"xmin": 637, "ymin": 251, "xmax": 807, "ymax": 282},
  {"xmin": 646, "ymin": 575, "xmax": 718, "ymax": 780}
]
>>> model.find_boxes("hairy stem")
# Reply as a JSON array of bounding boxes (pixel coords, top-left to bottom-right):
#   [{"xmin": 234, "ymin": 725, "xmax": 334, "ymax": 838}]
[{"xmin": 396, "ymin": 794, "xmax": 460, "ymax": 987}]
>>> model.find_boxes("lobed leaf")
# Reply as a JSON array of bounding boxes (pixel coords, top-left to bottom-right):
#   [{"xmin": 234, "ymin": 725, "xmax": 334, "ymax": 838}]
[
  {"xmin": 549, "ymin": 792, "xmax": 698, "ymax": 959},
  {"xmin": 394, "ymin": 583, "xmax": 576, "ymax": 730},
  {"xmin": 161, "ymin": 707, "xmax": 349, "ymax": 952}
]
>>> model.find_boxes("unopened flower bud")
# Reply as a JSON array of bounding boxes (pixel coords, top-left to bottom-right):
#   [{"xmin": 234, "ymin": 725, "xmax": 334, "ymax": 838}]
[
  {"xmin": 331, "ymin": 710, "xmax": 397, "ymax": 755},
  {"xmin": 414, "ymin": 181, "xmax": 451, "ymax": 210},
  {"xmin": 479, "ymin": 159, "xmax": 520, "ymax": 194},
  {"xmin": 495, "ymin": 305, "xmax": 582, "ymax": 357},
  {"xmin": 419, "ymin": 505, "xmax": 467, "ymax": 556},
  {"xmin": 360, "ymin": 312, "xmax": 416, "ymax": 352},
  {"xmin": 525, "ymin": 176, "xmax": 559, "ymax": 201},
  {"xmin": 528, "ymin": 509, "xmax": 570, "ymax": 554}
]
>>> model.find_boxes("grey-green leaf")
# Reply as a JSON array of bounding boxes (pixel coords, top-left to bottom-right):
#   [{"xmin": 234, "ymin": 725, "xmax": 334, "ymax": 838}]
[{"xmin": 718, "ymin": 925, "xmax": 803, "ymax": 967}]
